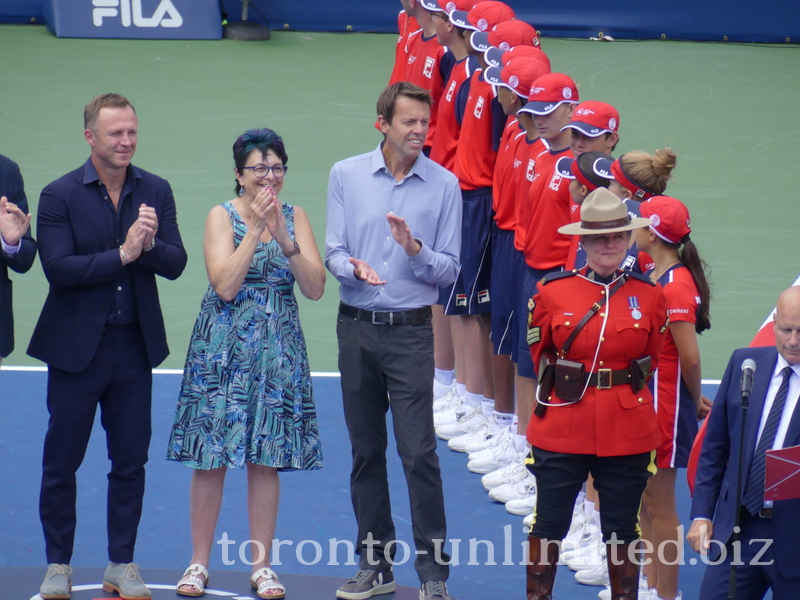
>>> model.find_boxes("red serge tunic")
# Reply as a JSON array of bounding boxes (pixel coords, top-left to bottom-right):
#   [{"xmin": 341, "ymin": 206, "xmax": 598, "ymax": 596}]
[{"xmin": 527, "ymin": 269, "xmax": 668, "ymax": 457}]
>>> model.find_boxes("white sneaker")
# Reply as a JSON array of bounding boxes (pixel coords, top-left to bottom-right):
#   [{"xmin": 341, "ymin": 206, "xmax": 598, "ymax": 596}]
[
  {"xmin": 567, "ymin": 538, "xmax": 606, "ymax": 571},
  {"xmin": 433, "ymin": 390, "xmax": 462, "ymax": 414},
  {"xmin": 436, "ymin": 407, "xmax": 487, "ymax": 441},
  {"xmin": 434, "ymin": 396, "xmax": 475, "ymax": 427},
  {"xmin": 467, "ymin": 432, "xmax": 521, "ymax": 474},
  {"xmin": 561, "ymin": 521, "xmax": 598, "ymax": 562},
  {"xmin": 481, "ymin": 457, "xmax": 528, "ymax": 490},
  {"xmin": 504, "ymin": 489, "xmax": 537, "ymax": 516},
  {"xmin": 597, "ymin": 568, "xmax": 654, "ymax": 600},
  {"xmin": 489, "ymin": 472, "xmax": 536, "ymax": 504},
  {"xmin": 563, "ymin": 510, "xmax": 588, "ymax": 548},
  {"xmin": 522, "ymin": 512, "xmax": 534, "ymax": 533},
  {"xmin": 433, "ymin": 378, "xmax": 455, "ymax": 401},
  {"xmin": 467, "ymin": 427, "xmax": 513, "ymax": 461},
  {"xmin": 574, "ymin": 553, "xmax": 609, "ymax": 586},
  {"xmin": 449, "ymin": 419, "xmax": 504, "ymax": 453}
]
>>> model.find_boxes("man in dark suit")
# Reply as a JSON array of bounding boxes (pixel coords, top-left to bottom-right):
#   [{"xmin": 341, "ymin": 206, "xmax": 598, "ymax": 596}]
[
  {"xmin": 0, "ymin": 154, "xmax": 37, "ymax": 363},
  {"xmin": 28, "ymin": 93, "xmax": 187, "ymax": 600},
  {"xmin": 688, "ymin": 286, "xmax": 800, "ymax": 599}
]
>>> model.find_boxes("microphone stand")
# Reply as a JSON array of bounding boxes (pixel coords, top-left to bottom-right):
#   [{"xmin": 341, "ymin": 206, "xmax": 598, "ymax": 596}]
[{"xmin": 728, "ymin": 384, "xmax": 750, "ymax": 599}]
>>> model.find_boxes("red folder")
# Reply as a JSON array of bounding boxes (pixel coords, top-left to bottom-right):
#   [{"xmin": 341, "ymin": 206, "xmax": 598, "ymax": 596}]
[{"xmin": 764, "ymin": 444, "xmax": 800, "ymax": 501}]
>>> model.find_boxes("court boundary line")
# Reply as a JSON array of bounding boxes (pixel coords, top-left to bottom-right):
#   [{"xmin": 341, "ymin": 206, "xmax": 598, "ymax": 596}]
[{"xmin": 0, "ymin": 365, "xmax": 723, "ymax": 384}]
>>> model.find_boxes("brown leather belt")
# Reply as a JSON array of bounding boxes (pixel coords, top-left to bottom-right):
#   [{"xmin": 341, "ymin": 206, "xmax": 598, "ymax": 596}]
[
  {"xmin": 339, "ymin": 302, "xmax": 431, "ymax": 326},
  {"xmin": 586, "ymin": 367, "xmax": 632, "ymax": 390}
]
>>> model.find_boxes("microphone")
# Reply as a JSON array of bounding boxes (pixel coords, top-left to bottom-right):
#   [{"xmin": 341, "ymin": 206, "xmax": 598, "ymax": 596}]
[{"xmin": 740, "ymin": 359, "xmax": 756, "ymax": 401}]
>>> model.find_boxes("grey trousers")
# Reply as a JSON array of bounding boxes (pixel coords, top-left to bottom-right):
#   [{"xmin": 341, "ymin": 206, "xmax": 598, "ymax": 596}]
[{"xmin": 336, "ymin": 310, "xmax": 450, "ymax": 583}]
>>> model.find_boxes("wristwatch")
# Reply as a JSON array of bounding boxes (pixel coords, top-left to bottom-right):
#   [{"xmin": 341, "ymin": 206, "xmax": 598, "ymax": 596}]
[{"xmin": 283, "ymin": 240, "xmax": 301, "ymax": 258}]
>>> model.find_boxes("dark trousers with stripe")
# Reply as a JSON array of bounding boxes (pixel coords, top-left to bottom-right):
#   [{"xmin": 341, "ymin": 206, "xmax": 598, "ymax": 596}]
[
  {"xmin": 40, "ymin": 323, "xmax": 152, "ymax": 564},
  {"xmin": 336, "ymin": 312, "xmax": 449, "ymax": 582},
  {"xmin": 527, "ymin": 446, "xmax": 654, "ymax": 543}
]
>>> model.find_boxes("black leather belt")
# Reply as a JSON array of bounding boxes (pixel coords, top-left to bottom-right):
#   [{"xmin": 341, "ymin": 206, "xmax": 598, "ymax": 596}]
[
  {"xmin": 339, "ymin": 302, "xmax": 431, "ymax": 326},
  {"xmin": 586, "ymin": 367, "xmax": 632, "ymax": 390}
]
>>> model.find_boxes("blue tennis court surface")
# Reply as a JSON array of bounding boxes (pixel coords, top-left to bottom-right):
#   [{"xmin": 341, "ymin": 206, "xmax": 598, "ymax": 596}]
[{"xmin": 0, "ymin": 370, "xmax": 725, "ymax": 600}]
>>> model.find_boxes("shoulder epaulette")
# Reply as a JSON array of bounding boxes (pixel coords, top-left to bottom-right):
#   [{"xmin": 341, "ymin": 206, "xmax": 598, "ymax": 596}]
[
  {"xmin": 624, "ymin": 269, "xmax": 656, "ymax": 286},
  {"xmin": 541, "ymin": 269, "xmax": 579, "ymax": 285}
]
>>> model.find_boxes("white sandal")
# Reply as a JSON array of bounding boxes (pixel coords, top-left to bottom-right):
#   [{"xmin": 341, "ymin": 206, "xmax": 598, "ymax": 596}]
[
  {"xmin": 176, "ymin": 564, "xmax": 209, "ymax": 597},
  {"xmin": 250, "ymin": 567, "xmax": 285, "ymax": 599}
]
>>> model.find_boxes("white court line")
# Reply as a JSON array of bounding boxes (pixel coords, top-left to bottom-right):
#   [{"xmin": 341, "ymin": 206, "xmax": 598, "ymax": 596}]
[{"xmin": 0, "ymin": 365, "xmax": 724, "ymax": 385}]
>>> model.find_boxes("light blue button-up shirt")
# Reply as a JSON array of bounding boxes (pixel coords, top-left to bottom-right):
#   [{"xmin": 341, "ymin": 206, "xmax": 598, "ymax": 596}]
[{"xmin": 325, "ymin": 144, "xmax": 461, "ymax": 311}]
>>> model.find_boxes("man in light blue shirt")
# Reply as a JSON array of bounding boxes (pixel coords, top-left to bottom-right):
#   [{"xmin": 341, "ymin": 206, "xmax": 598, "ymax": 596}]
[{"xmin": 326, "ymin": 81, "xmax": 461, "ymax": 600}]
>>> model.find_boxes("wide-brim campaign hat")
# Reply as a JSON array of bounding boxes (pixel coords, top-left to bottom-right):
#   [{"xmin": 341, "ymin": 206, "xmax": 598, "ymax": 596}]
[{"xmin": 558, "ymin": 188, "xmax": 651, "ymax": 235}]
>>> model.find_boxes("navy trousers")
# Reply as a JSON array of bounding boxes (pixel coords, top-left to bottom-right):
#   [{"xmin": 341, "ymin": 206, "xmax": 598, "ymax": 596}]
[
  {"xmin": 40, "ymin": 323, "xmax": 152, "ymax": 564},
  {"xmin": 699, "ymin": 510, "xmax": 800, "ymax": 600}
]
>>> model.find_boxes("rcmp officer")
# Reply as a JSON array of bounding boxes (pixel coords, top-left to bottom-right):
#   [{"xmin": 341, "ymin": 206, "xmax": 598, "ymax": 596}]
[{"xmin": 523, "ymin": 187, "xmax": 668, "ymax": 600}]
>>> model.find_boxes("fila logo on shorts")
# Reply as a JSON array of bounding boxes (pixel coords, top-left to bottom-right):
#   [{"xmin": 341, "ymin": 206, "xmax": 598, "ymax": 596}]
[
  {"xmin": 478, "ymin": 289, "xmax": 490, "ymax": 303},
  {"xmin": 456, "ymin": 294, "xmax": 467, "ymax": 306}
]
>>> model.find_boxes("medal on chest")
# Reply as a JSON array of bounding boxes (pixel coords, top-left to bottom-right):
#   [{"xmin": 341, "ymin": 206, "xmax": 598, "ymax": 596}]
[{"xmin": 628, "ymin": 296, "xmax": 642, "ymax": 320}]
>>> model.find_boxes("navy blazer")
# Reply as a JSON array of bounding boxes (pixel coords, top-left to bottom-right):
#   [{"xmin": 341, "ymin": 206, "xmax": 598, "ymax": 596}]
[
  {"xmin": 27, "ymin": 160, "xmax": 187, "ymax": 372},
  {"xmin": 0, "ymin": 154, "xmax": 37, "ymax": 358},
  {"xmin": 691, "ymin": 345, "xmax": 800, "ymax": 578}
]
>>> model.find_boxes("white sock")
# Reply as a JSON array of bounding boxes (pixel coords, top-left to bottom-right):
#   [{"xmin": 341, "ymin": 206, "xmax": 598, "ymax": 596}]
[
  {"xmin": 455, "ymin": 382, "xmax": 467, "ymax": 398},
  {"xmin": 575, "ymin": 490, "xmax": 586, "ymax": 510},
  {"xmin": 513, "ymin": 433, "xmax": 529, "ymax": 454},
  {"xmin": 592, "ymin": 509, "xmax": 602, "ymax": 530},
  {"xmin": 493, "ymin": 410, "xmax": 515, "ymax": 429},
  {"xmin": 434, "ymin": 368, "xmax": 455, "ymax": 386},
  {"xmin": 584, "ymin": 500, "xmax": 595, "ymax": 518},
  {"xmin": 464, "ymin": 391, "xmax": 483, "ymax": 408},
  {"xmin": 512, "ymin": 414, "xmax": 519, "ymax": 434},
  {"xmin": 481, "ymin": 397, "xmax": 495, "ymax": 418}
]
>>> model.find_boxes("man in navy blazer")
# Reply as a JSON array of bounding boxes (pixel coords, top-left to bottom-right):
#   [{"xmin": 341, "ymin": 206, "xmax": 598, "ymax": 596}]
[
  {"xmin": 688, "ymin": 286, "xmax": 800, "ymax": 599},
  {"xmin": 0, "ymin": 153, "xmax": 37, "ymax": 362},
  {"xmin": 28, "ymin": 93, "xmax": 187, "ymax": 600}
]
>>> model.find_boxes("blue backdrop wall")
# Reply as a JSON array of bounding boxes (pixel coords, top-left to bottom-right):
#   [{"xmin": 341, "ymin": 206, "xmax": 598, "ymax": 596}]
[{"xmin": 1, "ymin": 0, "xmax": 798, "ymax": 43}]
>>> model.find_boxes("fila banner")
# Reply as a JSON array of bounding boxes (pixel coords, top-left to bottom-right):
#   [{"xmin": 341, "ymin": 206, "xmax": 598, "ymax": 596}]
[{"xmin": 43, "ymin": 0, "xmax": 222, "ymax": 39}]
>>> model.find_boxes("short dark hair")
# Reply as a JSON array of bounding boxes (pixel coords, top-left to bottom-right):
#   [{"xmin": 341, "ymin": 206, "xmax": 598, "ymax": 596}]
[
  {"xmin": 84, "ymin": 93, "xmax": 135, "ymax": 130},
  {"xmin": 232, "ymin": 128, "xmax": 288, "ymax": 195},
  {"xmin": 376, "ymin": 82, "xmax": 433, "ymax": 125}
]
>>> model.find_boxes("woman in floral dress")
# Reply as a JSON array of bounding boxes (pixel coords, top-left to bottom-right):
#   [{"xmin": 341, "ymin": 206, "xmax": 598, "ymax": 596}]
[{"xmin": 167, "ymin": 128, "xmax": 325, "ymax": 598}]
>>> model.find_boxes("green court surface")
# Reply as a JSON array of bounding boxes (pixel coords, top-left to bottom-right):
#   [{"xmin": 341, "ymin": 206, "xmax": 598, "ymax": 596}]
[{"xmin": 1, "ymin": 25, "xmax": 798, "ymax": 376}]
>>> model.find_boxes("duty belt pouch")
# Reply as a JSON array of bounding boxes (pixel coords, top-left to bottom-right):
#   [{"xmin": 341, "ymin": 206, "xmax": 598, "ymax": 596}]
[
  {"xmin": 630, "ymin": 356, "xmax": 652, "ymax": 393},
  {"xmin": 554, "ymin": 359, "xmax": 585, "ymax": 402},
  {"xmin": 534, "ymin": 354, "xmax": 556, "ymax": 417}
]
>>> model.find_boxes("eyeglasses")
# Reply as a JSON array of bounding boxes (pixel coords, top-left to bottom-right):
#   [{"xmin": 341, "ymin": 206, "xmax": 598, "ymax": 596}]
[{"xmin": 242, "ymin": 164, "xmax": 288, "ymax": 179}]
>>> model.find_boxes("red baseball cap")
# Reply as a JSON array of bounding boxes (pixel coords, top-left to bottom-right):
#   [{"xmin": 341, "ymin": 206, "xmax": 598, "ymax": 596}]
[
  {"xmin": 484, "ymin": 56, "xmax": 551, "ymax": 99},
  {"xmin": 450, "ymin": 1, "xmax": 515, "ymax": 32},
  {"xmin": 519, "ymin": 73, "xmax": 579, "ymax": 115},
  {"xmin": 640, "ymin": 196, "xmax": 692, "ymax": 244},
  {"xmin": 485, "ymin": 44, "xmax": 551, "ymax": 72},
  {"xmin": 483, "ymin": 57, "xmax": 548, "ymax": 98},
  {"xmin": 433, "ymin": 0, "xmax": 476, "ymax": 13},
  {"xmin": 562, "ymin": 101, "xmax": 620, "ymax": 137},
  {"xmin": 471, "ymin": 19, "xmax": 539, "ymax": 52}
]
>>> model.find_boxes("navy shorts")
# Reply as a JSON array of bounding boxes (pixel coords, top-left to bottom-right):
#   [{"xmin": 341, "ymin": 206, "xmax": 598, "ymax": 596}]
[
  {"xmin": 516, "ymin": 264, "xmax": 562, "ymax": 378},
  {"xmin": 490, "ymin": 224, "xmax": 521, "ymax": 356},
  {"xmin": 444, "ymin": 187, "xmax": 492, "ymax": 316}
]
